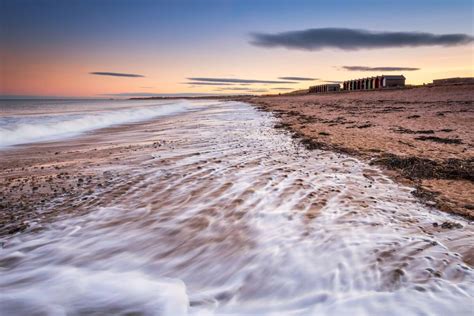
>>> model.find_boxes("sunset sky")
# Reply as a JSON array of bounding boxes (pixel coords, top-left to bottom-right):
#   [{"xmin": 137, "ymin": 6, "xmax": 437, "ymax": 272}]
[{"xmin": 1, "ymin": 0, "xmax": 473, "ymax": 98}]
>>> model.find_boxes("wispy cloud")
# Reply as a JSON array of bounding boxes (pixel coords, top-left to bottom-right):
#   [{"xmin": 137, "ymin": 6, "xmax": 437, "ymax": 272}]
[
  {"xmin": 250, "ymin": 28, "xmax": 473, "ymax": 50},
  {"xmin": 216, "ymin": 87, "xmax": 250, "ymax": 91},
  {"xmin": 278, "ymin": 77, "xmax": 317, "ymax": 81},
  {"xmin": 100, "ymin": 93, "xmax": 217, "ymax": 97},
  {"xmin": 188, "ymin": 77, "xmax": 297, "ymax": 84},
  {"xmin": 100, "ymin": 93, "xmax": 168, "ymax": 97},
  {"xmin": 272, "ymin": 87, "xmax": 293, "ymax": 90},
  {"xmin": 342, "ymin": 66, "xmax": 420, "ymax": 71},
  {"xmin": 182, "ymin": 82, "xmax": 234, "ymax": 86},
  {"xmin": 322, "ymin": 80, "xmax": 342, "ymax": 84},
  {"xmin": 215, "ymin": 87, "xmax": 269, "ymax": 93},
  {"xmin": 90, "ymin": 72, "xmax": 145, "ymax": 78}
]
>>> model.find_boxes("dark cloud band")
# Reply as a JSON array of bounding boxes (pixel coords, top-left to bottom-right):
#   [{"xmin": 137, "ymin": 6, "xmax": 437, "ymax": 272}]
[
  {"xmin": 182, "ymin": 82, "xmax": 234, "ymax": 86},
  {"xmin": 100, "ymin": 93, "xmax": 215, "ymax": 97},
  {"xmin": 216, "ymin": 87, "xmax": 250, "ymax": 91},
  {"xmin": 215, "ymin": 87, "xmax": 269, "ymax": 92},
  {"xmin": 188, "ymin": 77, "xmax": 297, "ymax": 84},
  {"xmin": 278, "ymin": 77, "xmax": 317, "ymax": 81},
  {"xmin": 342, "ymin": 66, "xmax": 420, "ymax": 71},
  {"xmin": 90, "ymin": 72, "xmax": 145, "ymax": 78},
  {"xmin": 322, "ymin": 80, "xmax": 342, "ymax": 84},
  {"xmin": 250, "ymin": 28, "xmax": 473, "ymax": 50}
]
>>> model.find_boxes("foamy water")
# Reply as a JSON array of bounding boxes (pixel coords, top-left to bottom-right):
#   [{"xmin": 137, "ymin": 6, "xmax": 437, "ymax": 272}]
[
  {"xmin": 0, "ymin": 100, "xmax": 473, "ymax": 315},
  {"xmin": 0, "ymin": 99, "xmax": 196, "ymax": 147}
]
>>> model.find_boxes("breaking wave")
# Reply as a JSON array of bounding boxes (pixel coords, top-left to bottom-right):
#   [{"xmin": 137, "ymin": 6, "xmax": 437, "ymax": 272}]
[{"xmin": 0, "ymin": 100, "xmax": 194, "ymax": 147}]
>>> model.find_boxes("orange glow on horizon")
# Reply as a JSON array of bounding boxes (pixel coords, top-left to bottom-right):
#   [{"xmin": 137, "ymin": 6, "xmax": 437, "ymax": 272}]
[{"xmin": 1, "ymin": 45, "xmax": 473, "ymax": 97}]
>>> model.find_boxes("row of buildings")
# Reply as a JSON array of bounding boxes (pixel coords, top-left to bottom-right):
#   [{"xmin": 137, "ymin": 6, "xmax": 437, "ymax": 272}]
[{"xmin": 309, "ymin": 75, "xmax": 406, "ymax": 94}]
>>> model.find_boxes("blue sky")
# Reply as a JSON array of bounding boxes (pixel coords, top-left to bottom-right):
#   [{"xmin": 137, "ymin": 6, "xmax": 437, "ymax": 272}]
[{"xmin": 1, "ymin": 0, "xmax": 473, "ymax": 97}]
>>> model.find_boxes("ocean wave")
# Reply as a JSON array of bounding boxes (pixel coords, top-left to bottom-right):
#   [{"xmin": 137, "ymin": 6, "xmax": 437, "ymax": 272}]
[{"xmin": 0, "ymin": 101, "xmax": 193, "ymax": 147}]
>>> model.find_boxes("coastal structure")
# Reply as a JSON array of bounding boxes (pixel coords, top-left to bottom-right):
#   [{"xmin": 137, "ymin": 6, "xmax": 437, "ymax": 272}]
[
  {"xmin": 309, "ymin": 84, "xmax": 341, "ymax": 93},
  {"xmin": 343, "ymin": 75, "xmax": 405, "ymax": 91},
  {"xmin": 310, "ymin": 75, "xmax": 406, "ymax": 94}
]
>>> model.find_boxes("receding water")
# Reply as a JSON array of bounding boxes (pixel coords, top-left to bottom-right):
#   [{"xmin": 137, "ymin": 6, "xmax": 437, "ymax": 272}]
[
  {"xmin": 0, "ymin": 100, "xmax": 472, "ymax": 315},
  {"xmin": 0, "ymin": 99, "xmax": 194, "ymax": 147}
]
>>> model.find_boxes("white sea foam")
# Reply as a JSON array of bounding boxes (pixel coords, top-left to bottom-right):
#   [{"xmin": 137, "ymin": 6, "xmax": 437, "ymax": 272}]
[
  {"xmin": 0, "ymin": 100, "xmax": 193, "ymax": 147},
  {"xmin": 0, "ymin": 267, "xmax": 188, "ymax": 315},
  {"xmin": 0, "ymin": 101, "xmax": 472, "ymax": 315}
]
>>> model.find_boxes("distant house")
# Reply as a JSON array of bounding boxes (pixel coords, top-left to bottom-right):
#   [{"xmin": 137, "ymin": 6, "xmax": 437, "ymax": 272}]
[
  {"xmin": 382, "ymin": 75, "xmax": 406, "ymax": 88},
  {"xmin": 343, "ymin": 75, "xmax": 406, "ymax": 91},
  {"xmin": 309, "ymin": 84, "xmax": 341, "ymax": 93}
]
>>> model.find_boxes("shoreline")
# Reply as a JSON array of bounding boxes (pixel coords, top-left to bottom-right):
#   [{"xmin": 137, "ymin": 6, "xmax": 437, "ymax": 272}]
[
  {"xmin": 1, "ymin": 91, "xmax": 472, "ymax": 240},
  {"xmin": 235, "ymin": 84, "xmax": 474, "ymax": 219},
  {"xmin": 2, "ymin": 98, "xmax": 473, "ymax": 313}
]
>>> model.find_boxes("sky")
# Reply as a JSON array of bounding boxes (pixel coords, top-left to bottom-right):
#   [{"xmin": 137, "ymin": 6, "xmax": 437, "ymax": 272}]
[{"xmin": 1, "ymin": 0, "xmax": 473, "ymax": 98}]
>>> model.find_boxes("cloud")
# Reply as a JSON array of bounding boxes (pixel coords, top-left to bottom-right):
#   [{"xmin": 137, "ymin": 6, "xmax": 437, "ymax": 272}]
[
  {"xmin": 100, "ymin": 93, "xmax": 218, "ymax": 97},
  {"xmin": 215, "ymin": 87, "xmax": 269, "ymax": 93},
  {"xmin": 342, "ymin": 66, "xmax": 419, "ymax": 71},
  {"xmin": 272, "ymin": 87, "xmax": 293, "ymax": 90},
  {"xmin": 322, "ymin": 80, "xmax": 342, "ymax": 84},
  {"xmin": 250, "ymin": 28, "xmax": 473, "ymax": 50},
  {"xmin": 90, "ymin": 72, "xmax": 145, "ymax": 78},
  {"xmin": 216, "ymin": 87, "xmax": 250, "ymax": 91},
  {"xmin": 188, "ymin": 77, "xmax": 297, "ymax": 84},
  {"xmin": 100, "ymin": 93, "xmax": 169, "ymax": 97},
  {"xmin": 182, "ymin": 82, "xmax": 234, "ymax": 86},
  {"xmin": 278, "ymin": 77, "xmax": 317, "ymax": 81}
]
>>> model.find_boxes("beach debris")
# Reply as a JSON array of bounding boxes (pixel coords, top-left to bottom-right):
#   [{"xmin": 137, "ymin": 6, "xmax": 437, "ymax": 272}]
[
  {"xmin": 414, "ymin": 136, "xmax": 462, "ymax": 144},
  {"xmin": 371, "ymin": 154, "xmax": 473, "ymax": 181},
  {"xmin": 391, "ymin": 126, "xmax": 434, "ymax": 134},
  {"xmin": 356, "ymin": 123, "xmax": 373, "ymax": 129},
  {"xmin": 433, "ymin": 221, "xmax": 463, "ymax": 229},
  {"xmin": 439, "ymin": 129, "xmax": 455, "ymax": 133}
]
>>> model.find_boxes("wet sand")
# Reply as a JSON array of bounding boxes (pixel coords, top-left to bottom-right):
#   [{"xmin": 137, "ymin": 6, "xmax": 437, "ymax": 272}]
[
  {"xmin": 242, "ymin": 84, "xmax": 474, "ymax": 218},
  {"xmin": 0, "ymin": 117, "xmax": 177, "ymax": 236},
  {"xmin": 1, "ymin": 100, "xmax": 473, "ymax": 314}
]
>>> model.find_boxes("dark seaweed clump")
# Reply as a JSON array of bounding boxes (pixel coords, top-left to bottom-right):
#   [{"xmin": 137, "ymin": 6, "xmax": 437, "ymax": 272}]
[
  {"xmin": 372, "ymin": 154, "xmax": 473, "ymax": 181},
  {"xmin": 414, "ymin": 136, "xmax": 462, "ymax": 144},
  {"xmin": 391, "ymin": 127, "xmax": 434, "ymax": 134}
]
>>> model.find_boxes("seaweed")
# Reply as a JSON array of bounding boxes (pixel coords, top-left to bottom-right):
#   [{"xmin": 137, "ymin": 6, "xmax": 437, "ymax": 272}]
[
  {"xmin": 391, "ymin": 127, "xmax": 434, "ymax": 134},
  {"xmin": 414, "ymin": 136, "xmax": 462, "ymax": 144},
  {"xmin": 371, "ymin": 154, "xmax": 473, "ymax": 181}
]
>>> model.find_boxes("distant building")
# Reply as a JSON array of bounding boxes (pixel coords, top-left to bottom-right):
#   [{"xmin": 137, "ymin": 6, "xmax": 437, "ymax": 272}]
[
  {"xmin": 309, "ymin": 84, "xmax": 341, "ymax": 93},
  {"xmin": 343, "ymin": 75, "xmax": 405, "ymax": 91}
]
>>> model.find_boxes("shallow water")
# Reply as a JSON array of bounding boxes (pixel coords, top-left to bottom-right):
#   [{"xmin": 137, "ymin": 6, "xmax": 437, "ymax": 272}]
[
  {"xmin": 1, "ymin": 100, "xmax": 473, "ymax": 315},
  {"xmin": 0, "ymin": 99, "xmax": 195, "ymax": 147}
]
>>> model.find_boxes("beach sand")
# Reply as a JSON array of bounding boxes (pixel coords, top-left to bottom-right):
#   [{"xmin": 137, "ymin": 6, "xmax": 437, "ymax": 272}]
[
  {"xmin": 1, "ymin": 99, "xmax": 473, "ymax": 314},
  {"xmin": 0, "ymin": 118, "xmax": 170, "ymax": 236},
  {"xmin": 1, "ymin": 87, "xmax": 473, "ymax": 238},
  {"xmin": 242, "ymin": 84, "xmax": 474, "ymax": 218}
]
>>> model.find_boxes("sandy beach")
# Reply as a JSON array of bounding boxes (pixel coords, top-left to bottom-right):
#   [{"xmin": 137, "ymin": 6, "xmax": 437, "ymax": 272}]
[
  {"xmin": 1, "ymin": 98, "xmax": 473, "ymax": 314},
  {"xmin": 242, "ymin": 84, "xmax": 474, "ymax": 219}
]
